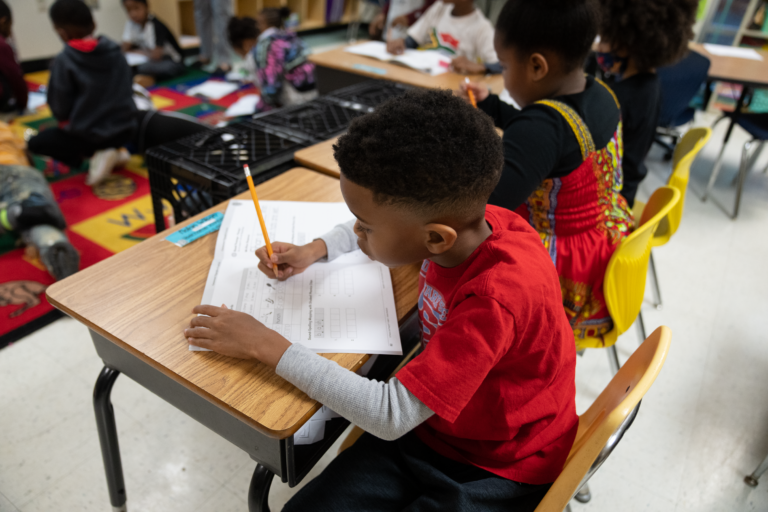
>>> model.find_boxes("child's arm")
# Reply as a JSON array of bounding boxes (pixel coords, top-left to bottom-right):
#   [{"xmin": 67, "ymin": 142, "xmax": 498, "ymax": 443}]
[
  {"xmin": 185, "ymin": 305, "xmax": 434, "ymax": 441},
  {"xmin": 254, "ymin": 220, "xmax": 358, "ymax": 280},
  {"xmin": 47, "ymin": 58, "xmax": 75, "ymax": 122},
  {"xmin": 0, "ymin": 43, "xmax": 27, "ymax": 111}
]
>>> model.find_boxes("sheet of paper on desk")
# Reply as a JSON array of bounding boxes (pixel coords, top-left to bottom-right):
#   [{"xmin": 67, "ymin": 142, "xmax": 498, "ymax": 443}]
[
  {"xmin": 345, "ymin": 41, "xmax": 450, "ymax": 75},
  {"xmin": 194, "ymin": 200, "xmax": 403, "ymax": 355},
  {"xmin": 703, "ymin": 44, "xmax": 763, "ymax": 61},
  {"xmin": 187, "ymin": 80, "xmax": 241, "ymax": 100},
  {"xmin": 125, "ymin": 52, "xmax": 149, "ymax": 66}
]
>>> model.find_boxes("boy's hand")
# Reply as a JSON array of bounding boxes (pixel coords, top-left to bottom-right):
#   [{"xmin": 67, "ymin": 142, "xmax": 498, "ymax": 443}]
[
  {"xmin": 391, "ymin": 15, "xmax": 409, "ymax": 28},
  {"xmin": 387, "ymin": 38, "xmax": 407, "ymax": 55},
  {"xmin": 185, "ymin": 305, "xmax": 292, "ymax": 368},
  {"xmin": 458, "ymin": 80, "xmax": 490, "ymax": 104},
  {"xmin": 255, "ymin": 239, "xmax": 328, "ymax": 280},
  {"xmin": 369, "ymin": 12, "xmax": 385, "ymax": 37},
  {"xmin": 451, "ymin": 56, "xmax": 486, "ymax": 75}
]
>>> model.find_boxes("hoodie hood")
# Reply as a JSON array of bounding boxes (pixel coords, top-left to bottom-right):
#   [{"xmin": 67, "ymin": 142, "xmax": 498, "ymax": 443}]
[{"xmin": 62, "ymin": 36, "xmax": 124, "ymax": 72}]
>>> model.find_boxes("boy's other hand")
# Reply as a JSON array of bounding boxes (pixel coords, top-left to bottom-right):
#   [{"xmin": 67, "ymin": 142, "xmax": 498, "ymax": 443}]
[
  {"xmin": 255, "ymin": 240, "xmax": 328, "ymax": 280},
  {"xmin": 458, "ymin": 80, "xmax": 490, "ymax": 104},
  {"xmin": 185, "ymin": 305, "xmax": 291, "ymax": 368},
  {"xmin": 451, "ymin": 56, "xmax": 486, "ymax": 75},
  {"xmin": 387, "ymin": 38, "xmax": 406, "ymax": 55}
]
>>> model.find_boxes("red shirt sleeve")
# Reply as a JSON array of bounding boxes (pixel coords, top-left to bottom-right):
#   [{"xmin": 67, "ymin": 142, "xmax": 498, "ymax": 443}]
[
  {"xmin": 0, "ymin": 42, "xmax": 27, "ymax": 110},
  {"xmin": 396, "ymin": 295, "xmax": 515, "ymax": 423}
]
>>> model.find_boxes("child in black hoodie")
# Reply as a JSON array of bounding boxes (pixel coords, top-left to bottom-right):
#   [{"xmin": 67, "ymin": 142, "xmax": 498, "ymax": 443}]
[{"xmin": 28, "ymin": 0, "xmax": 137, "ymax": 186}]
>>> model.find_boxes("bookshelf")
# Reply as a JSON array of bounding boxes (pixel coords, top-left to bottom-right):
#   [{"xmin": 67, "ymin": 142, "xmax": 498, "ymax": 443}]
[{"xmin": 152, "ymin": 0, "xmax": 358, "ymax": 38}]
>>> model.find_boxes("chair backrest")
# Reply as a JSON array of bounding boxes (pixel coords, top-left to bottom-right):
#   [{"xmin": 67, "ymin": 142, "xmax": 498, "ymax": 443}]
[
  {"xmin": 604, "ymin": 187, "xmax": 680, "ymax": 336},
  {"xmin": 657, "ymin": 50, "xmax": 711, "ymax": 128},
  {"xmin": 534, "ymin": 326, "xmax": 672, "ymax": 512},
  {"xmin": 662, "ymin": 127, "xmax": 712, "ymax": 241}
]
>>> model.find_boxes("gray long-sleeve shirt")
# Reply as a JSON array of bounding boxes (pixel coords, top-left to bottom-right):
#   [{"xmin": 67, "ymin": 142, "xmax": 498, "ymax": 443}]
[{"xmin": 274, "ymin": 220, "xmax": 434, "ymax": 441}]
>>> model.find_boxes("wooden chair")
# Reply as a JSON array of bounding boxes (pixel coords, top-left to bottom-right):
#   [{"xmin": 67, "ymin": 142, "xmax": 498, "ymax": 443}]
[{"xmin": 537, "ymin": 326, "xmax": 671, "ymax": 512}]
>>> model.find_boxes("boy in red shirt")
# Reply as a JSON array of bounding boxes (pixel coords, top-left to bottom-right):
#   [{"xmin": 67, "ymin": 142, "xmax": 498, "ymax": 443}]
[{"xmin": 184, "ymin": 89, "xmax": 578, "ymax": 511}]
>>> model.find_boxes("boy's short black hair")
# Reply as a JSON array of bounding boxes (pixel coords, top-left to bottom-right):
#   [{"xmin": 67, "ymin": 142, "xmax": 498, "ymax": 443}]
[
  {"xmin": 227, "ymin": 16, "xmax": 258, "ymax": 48},
  {"xmin": 334, "ymin": 89, "xmax": 503, "ymax": 218},
  {"xmin": 495, "ymin": 0, "xmax": 598, "ymax": 72},
  {"xmin": 260, "ymin": 7, "xmax": 290, "ymax": 29},
  {"xmin": 50, "ymin": 0, "xmax": 94, "ymax": 31},
  {"xmin": 598, "ymin": 0, "xmax": 697, "ymax": 71},
  {"xmin": 0, "ymin": 1, "xmax": 11, "ymax": 21}
]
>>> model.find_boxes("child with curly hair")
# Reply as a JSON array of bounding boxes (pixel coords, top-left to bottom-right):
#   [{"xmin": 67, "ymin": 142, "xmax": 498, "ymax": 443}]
[
  {"xmin": 596, "ymin": 0, "xmax": 698, "ymax": 207},
  {"xmin": 184, "ymin": 89, "xmax": 579, "ymax": 511},
  {"xmin": 461, "ymin": 0, "xmax": 632, "ymax": 343}
]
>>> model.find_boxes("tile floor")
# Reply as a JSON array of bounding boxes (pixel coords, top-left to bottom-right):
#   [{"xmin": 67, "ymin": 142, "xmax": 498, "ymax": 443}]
[{"xmin": 2, "ymin": 110, "xmax": 768, "ymax": 511}]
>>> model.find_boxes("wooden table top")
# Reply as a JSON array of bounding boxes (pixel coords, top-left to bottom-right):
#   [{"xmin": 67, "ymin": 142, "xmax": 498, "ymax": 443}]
[
  {"xmin": 47, "ymin": 168, "xmax": 421, "ymax": 439},
  {"xmin": 309, "ymin": 44, "xmax": 505, "ymax": 93},
  {"xmin": 690, "ymin": 43, "xmax": 768, "ymax": 88},
  {"xmin": 295, "ymin": 137, "xmax": 341, "ymax": 178}
]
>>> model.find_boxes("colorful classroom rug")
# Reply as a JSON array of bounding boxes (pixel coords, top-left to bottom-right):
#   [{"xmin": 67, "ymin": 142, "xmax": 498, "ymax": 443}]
[{"xmin": 0, "ymin": 69, "xmax": 258, "ymax": 348}]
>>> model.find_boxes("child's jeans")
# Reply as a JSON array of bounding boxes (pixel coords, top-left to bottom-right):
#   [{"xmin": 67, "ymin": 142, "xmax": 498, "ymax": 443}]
[
  {"xmin": 27, "ymin": 128, "xmax": 134, "ymax": 167},
  {"xmin": 283, "ymin": 431, "xmax": 552, "ymax": 512}
]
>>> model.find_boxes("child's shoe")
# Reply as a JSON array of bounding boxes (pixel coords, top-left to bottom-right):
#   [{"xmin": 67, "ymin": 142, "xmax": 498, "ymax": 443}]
[{"xmin": 86, "ymin": 148, "xmax": 119, "ymax": 186}]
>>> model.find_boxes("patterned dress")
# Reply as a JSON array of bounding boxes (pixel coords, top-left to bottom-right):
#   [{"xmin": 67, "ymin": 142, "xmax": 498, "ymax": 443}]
[{"xmin": 514, "ymin": 84, "xmax": 633, "ymax": 342}]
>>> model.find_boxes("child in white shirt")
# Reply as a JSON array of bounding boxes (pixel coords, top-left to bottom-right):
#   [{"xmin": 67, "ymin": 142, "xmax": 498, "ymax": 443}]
[{"xmin": 386, "ymin": 0, "xmax": 500, "ymax": 74}]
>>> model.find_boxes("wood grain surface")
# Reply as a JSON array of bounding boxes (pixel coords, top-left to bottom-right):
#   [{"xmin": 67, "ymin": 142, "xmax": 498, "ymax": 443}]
[
  {"xmin": 295, "ymin": 137, "xmax": 341, "ymax": 178},
  {"xmin": 690, "ymin": 43, "xmax": 768, "ymax": 88},
  {"xmin": 309, "ymin": 44, "xmax": 505, "ymax": 93},
  {"xmin": 47, "ymin": 168, "xmax": 420, "ymax": 439}
]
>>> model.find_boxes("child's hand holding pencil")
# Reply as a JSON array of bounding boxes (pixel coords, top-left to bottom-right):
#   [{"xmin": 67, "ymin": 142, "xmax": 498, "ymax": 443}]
[
  {"xmin": 254, "ymin": 240, "xmax": 328, "ymax": 280},
  {"xmin": 458, "ymin": 79, "xmax": 490, "ymax": 106}
]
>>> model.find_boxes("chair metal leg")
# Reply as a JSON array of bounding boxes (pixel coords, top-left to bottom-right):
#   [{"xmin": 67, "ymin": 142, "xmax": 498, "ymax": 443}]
[
  {"xmin": 649, "ymin": 251, "xmax": 662, "ymax": 311},
  {"xmin": 607, "ymin": 345, "xmax": 620, "ymax": 375},
  {"xmin": 745, "ymin": 451, "xmax": 768, "ymax": 487},
  {"xmin": 565, "ymin": 504, "xmax": 573, "ymax": 512},
  {"xmin": 248, "ymin": 464, "xmax": 275, "ymax": 512},
  {"xmin": 733, "ymin": 140, "xmax": 758, "ymax": 220},
  {"xmin": 636, "ymin": 313, "xmax": 648, "ymax": 344},
  {"xmin": 93, "ymin": 366, "xmax": 127, "ymax": 512},
  {"xmin": 574, "ymin": 483, "xmax": 592, "ymax": 503},
  {"xmin": 703, "ymin": 142, "xmax": 728, "ymax": 202}
]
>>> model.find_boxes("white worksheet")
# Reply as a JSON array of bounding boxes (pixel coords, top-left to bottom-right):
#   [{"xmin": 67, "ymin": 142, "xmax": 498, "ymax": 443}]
[
  {"xmin": 703, "ymin": 44, "xmax": 764, "ymax": 61},
  {"xmin": 195, "ymin": 201, "xmax": 402, "ymax": 355}
]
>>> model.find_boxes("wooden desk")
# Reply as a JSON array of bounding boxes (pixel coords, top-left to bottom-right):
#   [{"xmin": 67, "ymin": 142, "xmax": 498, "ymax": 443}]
[
  {"xmin": 309, "ymin": 44, "xmax": 505, "ymax": 95},
  {"xmin": 47, "ymin": 168, "xmax": 421, "ymax": 512},
  {"xmin": 295, "ymin": 137, "xmax": 341, "ymax": 178}
]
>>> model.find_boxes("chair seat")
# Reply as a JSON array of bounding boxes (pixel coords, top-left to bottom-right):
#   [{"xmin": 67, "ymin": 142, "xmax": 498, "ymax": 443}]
[
  {"xmin": 575, "ymin": 327, "xmax": 618, "ymax": 351},
  {"xmin": 735, "ymin": 113, "xmax": 768, "ymax": 141}
]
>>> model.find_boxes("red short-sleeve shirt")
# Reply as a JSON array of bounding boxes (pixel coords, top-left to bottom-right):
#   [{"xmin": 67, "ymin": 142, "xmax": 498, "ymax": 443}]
[{"xmin": 396, "ymin": 205, "xmax": 578, "ymax": 485}]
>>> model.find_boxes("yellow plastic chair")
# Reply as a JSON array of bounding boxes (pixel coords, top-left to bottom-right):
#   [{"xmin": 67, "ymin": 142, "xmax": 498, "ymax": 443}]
[
  {"xmin": 633, "ymin": 128, "xmax": 712, "ymax": 309},
  {"xmin": 576, "ymin": 187, "xmax": 680, "ymax": 374},
  {"xmin": 536, "ymin": 326, "xmax": 671, "ymax": 512}
]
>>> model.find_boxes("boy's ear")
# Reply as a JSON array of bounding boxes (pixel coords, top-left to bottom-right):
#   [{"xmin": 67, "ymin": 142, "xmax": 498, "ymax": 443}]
[
  {"xmin": 423, "ymin": 223, "xmax": 458, "ymax": 256},
  {"xmin": 54, "ymin": 26, "xmax": 71, "ymax": 42},
  {"xmin": 529, "ymin": 52, "xmax": 550, "ymax": 82}
]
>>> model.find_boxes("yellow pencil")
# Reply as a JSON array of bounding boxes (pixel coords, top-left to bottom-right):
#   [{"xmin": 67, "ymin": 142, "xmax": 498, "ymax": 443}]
[
  {"xmin": 465, "ymin": 77, "xmax": 477, "ymax": 108},
  {"xmin": 243, "ymin": 164, "xmax": 278, "ymax": 277}
]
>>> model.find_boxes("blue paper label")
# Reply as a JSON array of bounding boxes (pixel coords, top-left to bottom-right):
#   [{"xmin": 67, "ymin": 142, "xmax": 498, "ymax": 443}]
[
  {"xmin": 166, "ymin": 212, "xmax": 224, "ymax": 247},
  {"xmin": 351, "ymin": 63, "xmax": 388, "ymax": 76}
]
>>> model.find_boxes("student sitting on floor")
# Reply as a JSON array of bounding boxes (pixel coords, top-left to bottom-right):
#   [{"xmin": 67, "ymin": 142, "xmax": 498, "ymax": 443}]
[
  {"xmin": 121, "ymin": 0, "xmax": 185, "ymax": 88},
  {"xmin": 184, "ymin": 89, "xmax": 579, "ymax": 512},
  {"xmin": 226, "ymin": 16, "xmax": 259, "ymax": 83},
  {"xmin": 232, "ymin": 8, "xmax": 318, "ymax": 111},
  {"xmin": 386, "ymin": 0, "xmax": 500, "ymax": 75},
  {"xmin": 596, "ymin": 0, "xmax": 698, "ymax": 208},
  {"xmin": 27, "ymin": 0, "xmax": 136, "ymax": 186},
  {"xmin": 0, "ymin": 1, "xmax": 26, "ymax": 117},
  {"xmin": 460, "ymin": 0, "xmax": 632, "ymax": 342}
]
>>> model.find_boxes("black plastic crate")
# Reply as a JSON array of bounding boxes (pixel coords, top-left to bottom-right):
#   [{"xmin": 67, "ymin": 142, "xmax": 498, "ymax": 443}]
[
  {"xmin": 325, "ymin": 80, "xmax": 412, "ymax": 110},
  {"xmin": 146, "ymin": 122, "xmax": 309, "ymax": 232},
  {"xmin": 251, "ymin": 98, "xmax": 371, "ymax": 142}
]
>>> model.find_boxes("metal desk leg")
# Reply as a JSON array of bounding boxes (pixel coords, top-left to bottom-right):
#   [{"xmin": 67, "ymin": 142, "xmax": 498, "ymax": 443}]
[
  {"xmin": 93, "ymin": 366, "xmax": 127, "ymax": 512},
  {"xmin": 248, "ymin": 464, "xmax": 275, "ymax": 512},
  {"xmin": 704, "ymin": 87, "xmax": 750, "ymax": 202}
]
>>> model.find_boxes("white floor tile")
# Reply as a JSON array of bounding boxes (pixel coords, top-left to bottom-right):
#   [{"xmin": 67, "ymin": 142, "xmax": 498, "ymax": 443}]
[{"xmin": 0, "ymin": 493, "xmax": 19, "ymax": 512}]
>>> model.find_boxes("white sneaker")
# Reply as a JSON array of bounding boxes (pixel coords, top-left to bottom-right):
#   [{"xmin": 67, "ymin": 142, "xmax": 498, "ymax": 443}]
[{"xmin": 86, "ymin": 148, "xmax": 120, "ymax": 186}]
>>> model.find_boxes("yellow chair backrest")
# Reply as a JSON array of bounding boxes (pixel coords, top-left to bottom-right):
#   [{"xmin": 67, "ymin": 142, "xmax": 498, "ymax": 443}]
[
  {"xmin": 639, "ymin": 127, "xmax": 711, "ymax": 246},
  {"xmin": 604, "ymin": 187, "xmax": 680, "ymax": 337},
  {"xmin": 534, "ymin": 326, "xmax": 672, "ymax": 512}
]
